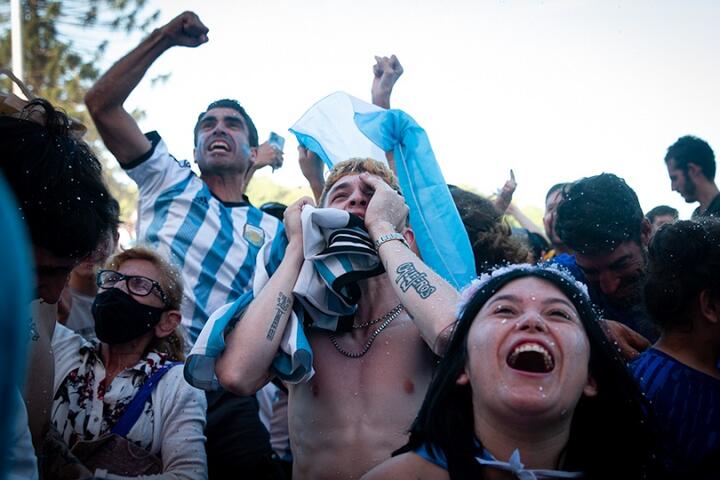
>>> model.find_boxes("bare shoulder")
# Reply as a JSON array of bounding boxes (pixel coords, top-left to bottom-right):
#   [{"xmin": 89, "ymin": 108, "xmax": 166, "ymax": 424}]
[{"xmin": 361, "ymin": 452, "xmax": 449, "ymax": 480}]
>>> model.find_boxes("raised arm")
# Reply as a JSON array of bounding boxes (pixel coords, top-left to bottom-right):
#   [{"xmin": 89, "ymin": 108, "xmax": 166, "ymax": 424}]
[
  {"xmin": 371, "ymin": 55, "xmax": 403, "ymax": 109},
  {"xmin": 506, "ymin": 203, "xmax": 547, "ymax": 240},
  {"xmin": 85, "ymin": 11, "xmax": 209, "ymax": 164},
  {"xmin": 361, "ymin": 174, "xmax": 460, "ymax": 354},
  {"xmin": 215, "ymin": 197, "xmax": 312, "ymax": 395},
  {"xmin": 298, "ymin": 146, "xmax": 325, "ymax": 204},
  {"xmin": 493, "ymin": 169, "xmax": 517, "ymax": 214},
  {"xmin": 243, "ymin": 141, "xmax": 284, "ymax": 193}
]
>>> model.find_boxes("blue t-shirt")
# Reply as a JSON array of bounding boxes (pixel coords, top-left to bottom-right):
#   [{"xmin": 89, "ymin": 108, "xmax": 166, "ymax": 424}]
[{"xmin": 631, "ymin": 347, "xmax": 720, "ymax": 474}]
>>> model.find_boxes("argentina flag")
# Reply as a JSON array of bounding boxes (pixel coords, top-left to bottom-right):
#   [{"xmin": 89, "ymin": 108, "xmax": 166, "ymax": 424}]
[{"xmin": 290, "ymin": 92, "xmax": 475, "ymax": 290}]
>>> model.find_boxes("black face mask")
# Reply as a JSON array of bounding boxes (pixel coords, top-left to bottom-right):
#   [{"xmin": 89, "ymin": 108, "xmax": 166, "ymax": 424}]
[{"xmin": 92, "ymin": 289, "xmax": 166, "ymax": 345}]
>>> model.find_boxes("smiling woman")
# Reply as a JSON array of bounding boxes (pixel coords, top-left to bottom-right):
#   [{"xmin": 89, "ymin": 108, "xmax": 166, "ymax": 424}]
[{"xmin": 363, "ymin": 264, "xmax": 664, "ymax": 480}]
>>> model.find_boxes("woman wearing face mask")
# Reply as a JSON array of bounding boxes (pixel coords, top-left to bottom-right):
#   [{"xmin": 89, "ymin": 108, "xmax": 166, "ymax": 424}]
[
  {"xmin": 49, "ymin": 247, "xmax": 207, "ymax": 479},
  {"xmin": 363, "ymin": 264, "xmax": 664, "ymax": 480}
]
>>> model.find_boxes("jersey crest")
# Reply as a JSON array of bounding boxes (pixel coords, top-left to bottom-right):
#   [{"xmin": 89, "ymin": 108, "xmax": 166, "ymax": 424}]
[{"xmin": 243, "ymin": 224, "xmax": 265, "ymax": 248}]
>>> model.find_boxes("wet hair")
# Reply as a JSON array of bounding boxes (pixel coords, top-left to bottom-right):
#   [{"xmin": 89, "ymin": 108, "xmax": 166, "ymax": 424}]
[
  {"xmin": 403, "ymin": 264, "xmax": 662, "ymax": 479},
  {"xmin": 644, "ymin": 218, "xmax": 720, "ymax": 332},
  {"xmin": 106, "ymin": 246, "xmax": 186, "ymax": 360},
  {"xmin": 320, "ymin": 158, "xmax": 401, "ymax": 206},
  {"xmin": 0, "ymin": 99, "xmax": 118, "ymax": 260},
  {"xmin": 449, "ymin": 185, "xmax": 530, "ymax": 273},
  {"xmin": 665, "ymin": 135, "xmax": 716, "ymax": 181},
  {"xmin": 527, "ymin": 231, "xmax": 551, "ymax": 261},
  {"xmin": 645, "ymin": 205, "xmax": 679, "ymax": 224},
  {"xmin": 193, "ymin": 98, "xmax": 258, "ymax": 148},
  {"xmin": 556, "ymin": 173, "xmax": 644, "ymax": 255}
]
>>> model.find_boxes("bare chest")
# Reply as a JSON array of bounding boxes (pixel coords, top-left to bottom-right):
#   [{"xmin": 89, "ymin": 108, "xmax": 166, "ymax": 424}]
[{"xmin": 288, "ymin": 320, "xmax": 435, "ymax": 478}]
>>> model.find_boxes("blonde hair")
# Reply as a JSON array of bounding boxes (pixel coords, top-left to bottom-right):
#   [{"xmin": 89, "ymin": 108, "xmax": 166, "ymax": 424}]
[
  {"xmin": 105, "ymin": 246, "xmax": 186, "ymax": 360},
  {"xmin": 320, "ymin": 158, "xmax": 401, "ymax": 206}
]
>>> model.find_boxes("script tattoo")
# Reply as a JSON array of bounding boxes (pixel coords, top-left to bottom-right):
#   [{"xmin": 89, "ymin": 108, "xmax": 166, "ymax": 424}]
[
  {"xmin": 395, "ymin": 262, "xmax": 437, "ymax": 299},
  {"xmin": 266, "ymin": 292, "xmax": 291, "ymax": 341}
]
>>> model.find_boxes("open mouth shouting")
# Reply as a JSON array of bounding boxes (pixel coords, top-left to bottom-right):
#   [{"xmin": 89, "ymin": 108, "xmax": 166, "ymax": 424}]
[
  {"xmin": 207, "ymin": 139, "xmax": 232, "ymax": 153},
  {"xmin": 507, "ymin": 342, "xmax": 555, "ymax": 374}
]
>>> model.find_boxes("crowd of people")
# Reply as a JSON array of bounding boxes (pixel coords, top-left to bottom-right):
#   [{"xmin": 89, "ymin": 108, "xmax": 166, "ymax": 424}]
[{"xmin": 1, "ymin": 10, "xmax": 718, "ymax": 480}]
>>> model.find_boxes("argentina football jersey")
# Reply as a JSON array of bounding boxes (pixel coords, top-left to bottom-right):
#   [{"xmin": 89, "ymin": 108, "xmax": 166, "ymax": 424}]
[{"xmin": 124, "ymin": 132, "xmax": 286, "ymax": 344}]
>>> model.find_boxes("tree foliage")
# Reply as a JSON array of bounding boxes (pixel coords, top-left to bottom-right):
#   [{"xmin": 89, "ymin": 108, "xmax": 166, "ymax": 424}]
[
  {"xmin": 245, "ymin": 175, "xmax": 314, "ymax": 208},
  {"xmin": 0, "ymin": 0, "xmax": 160, "ymax": 219}
]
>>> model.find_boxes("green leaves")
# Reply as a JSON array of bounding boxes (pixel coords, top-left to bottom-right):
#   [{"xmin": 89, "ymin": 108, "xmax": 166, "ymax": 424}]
[{"xmin": 0, "ymin": 0, "xmax": 159, "ymax": 226}]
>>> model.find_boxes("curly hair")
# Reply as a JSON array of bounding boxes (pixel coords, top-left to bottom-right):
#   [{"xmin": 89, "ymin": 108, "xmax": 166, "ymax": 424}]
[
  {"xmin": 0, "ymin": 99, "xmax": 118, "ymax": 260},
  {"xmin": 449, "ymin": 186, "xmax": 530, "ymax": 273},
  {"xmin": 556, "ymin": 173, "xmax": 644, "ymax": 255},
  {"xmin": 644, "ymin": 218, "xmax": 720, "ymax": 331}
]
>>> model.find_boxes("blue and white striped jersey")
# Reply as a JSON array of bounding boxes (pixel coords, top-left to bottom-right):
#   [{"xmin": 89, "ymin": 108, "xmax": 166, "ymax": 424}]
[{"xmin": 124, "ymin": 132, "xmax": 286, "ymax": 344}]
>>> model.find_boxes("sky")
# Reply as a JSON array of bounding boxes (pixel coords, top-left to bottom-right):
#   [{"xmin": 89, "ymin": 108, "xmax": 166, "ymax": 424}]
[{"xmin": 104, "ymin": 0, "xmax": 720, "ymax": 219}]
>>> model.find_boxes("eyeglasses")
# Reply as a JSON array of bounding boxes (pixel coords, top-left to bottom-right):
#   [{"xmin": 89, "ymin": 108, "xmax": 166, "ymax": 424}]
[{"xmin": 96, "ymin": 270, "xmax": 169, "ymax": 305}]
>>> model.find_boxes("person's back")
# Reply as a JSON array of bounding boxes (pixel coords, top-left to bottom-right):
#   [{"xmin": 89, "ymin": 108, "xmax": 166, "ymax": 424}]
[{"xmin": 631, "ymin": 218, "xmax": 720, "ymax": 478}]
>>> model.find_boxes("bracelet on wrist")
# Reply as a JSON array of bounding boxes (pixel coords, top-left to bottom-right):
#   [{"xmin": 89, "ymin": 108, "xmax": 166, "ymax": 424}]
[{"xmin": 374, "ymin": 232, "xmax": 409, "ymax": 250}]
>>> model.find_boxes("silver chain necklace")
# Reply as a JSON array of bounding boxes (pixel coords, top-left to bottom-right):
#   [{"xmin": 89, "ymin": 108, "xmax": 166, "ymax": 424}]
[{"xmin": 329, "ymin": 304, "xmax": 404, "ymax": 358}]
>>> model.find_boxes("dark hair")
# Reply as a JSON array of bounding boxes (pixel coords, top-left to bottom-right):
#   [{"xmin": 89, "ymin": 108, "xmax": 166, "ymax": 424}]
[
  {"xmin": 404, "ymin": 264, "xmax": 661, "ymax": 479},
  {"xmin": 545, "ymin": 182, "xmax": 568, "ymax": 202},
  {"xmin": 645, "ymin": 205, "xmax": 679, "ymax": 224},
  {"xmin": 644, "ymin": 218, "xmax": 720, "ymax": 331},
  {"xmin": 193, "ymin": 98, "xmax": 258, "ymax": 148},
  {"xmin": 665, "ymin": 135, "xmax": 716, "ymax": 181},
  {"xmin": 448, "ymin": 186, "xmax": 530, "ymax": 273},
  {"xmin": 0, "ymin": 99, "xmax": 118, "ymax": 260},
  {"xmin": 556, "ymin": 173, "xmax": 644, "ymax": 255},
  {"xmin": 527, "ymin": 231, "xmax": 550, "ymax": 261}
]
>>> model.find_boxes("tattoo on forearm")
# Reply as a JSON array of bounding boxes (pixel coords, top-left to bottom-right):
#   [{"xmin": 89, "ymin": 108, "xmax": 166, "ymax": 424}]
[
  {"xmin": 395, "ymin": 262, "xmax": 437, "ymax": 299},
  {"xmin": 266, "ymin": 292, "xmax": 291, "ymax": 341}
]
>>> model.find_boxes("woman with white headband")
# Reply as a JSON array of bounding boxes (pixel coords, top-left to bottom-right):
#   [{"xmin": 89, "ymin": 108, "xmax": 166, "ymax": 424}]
[{"xmin": 364, "ymin": 264, "xmax": 665, "ymax": 479}]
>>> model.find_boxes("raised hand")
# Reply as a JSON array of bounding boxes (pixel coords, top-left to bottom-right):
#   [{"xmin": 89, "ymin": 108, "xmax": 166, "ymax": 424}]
[
  {"xmin": 371, "ymin": 55, "xmax": 404, "ymax": 109},
  {"xmin": 494, "ymin": 169, "xmax": 517, "ymax": 213},
  {"xmin": 159, "ymin": 11, "xmax": 209, "ymax": 48},
  {"xmin": 283, "ymin": 196, "xmax": 315, "ymax": 244},
  {"xmin": 603, "ymin": 319, "xmax": 650, "ymax": 360},
  {"xmin": 360, "ymin": 173, "xmax": 409, "ymax": 234},
  {"xmin": 254, "ymin": 141, "xmax": 284, "ymax": 171},
  {"xmin": 298, "ymin": 146, "xmax": 325, "ymax": 202}
]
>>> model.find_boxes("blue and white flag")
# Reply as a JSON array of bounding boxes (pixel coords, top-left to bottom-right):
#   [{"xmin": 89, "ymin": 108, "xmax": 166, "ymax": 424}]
[
  {"xmin": 185, "ymin": 206, "xmax": 390, "ymax": 389},
  {"xmin": 290, "ymin": 92, "xmax": 475, "ymax": 290},
  {"xmin": 185, "ymin": 240, "xmax": 314, "ymax": 390},
  {"xmin": 294, "ymin": 206, "xmax": 385, "ymax": 332}
]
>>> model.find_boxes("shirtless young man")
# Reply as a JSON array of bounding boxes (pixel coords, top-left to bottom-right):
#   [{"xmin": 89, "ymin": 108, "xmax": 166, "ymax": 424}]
[{"xmin": 215, "ymin": 162, "xmax": 460, "ymax": 479}]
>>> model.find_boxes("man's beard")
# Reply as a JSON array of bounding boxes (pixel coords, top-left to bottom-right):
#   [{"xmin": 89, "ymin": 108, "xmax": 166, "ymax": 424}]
[
  {"xmin": 605, "ymin": 250, "xmax": 648, "ymax": 311},
  {"xmin": 605, "ymin": 274, "xmax": 645, "ymax": 311},
  {"xmin": 683, "ymin": 174, "xmax": 698, "ymax": 203}
]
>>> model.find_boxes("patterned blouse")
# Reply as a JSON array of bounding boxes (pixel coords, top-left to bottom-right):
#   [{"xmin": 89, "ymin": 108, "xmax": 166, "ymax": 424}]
[{"xmin": 51, "ymin": 337, "xmax": 172, "ymax": 450}]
